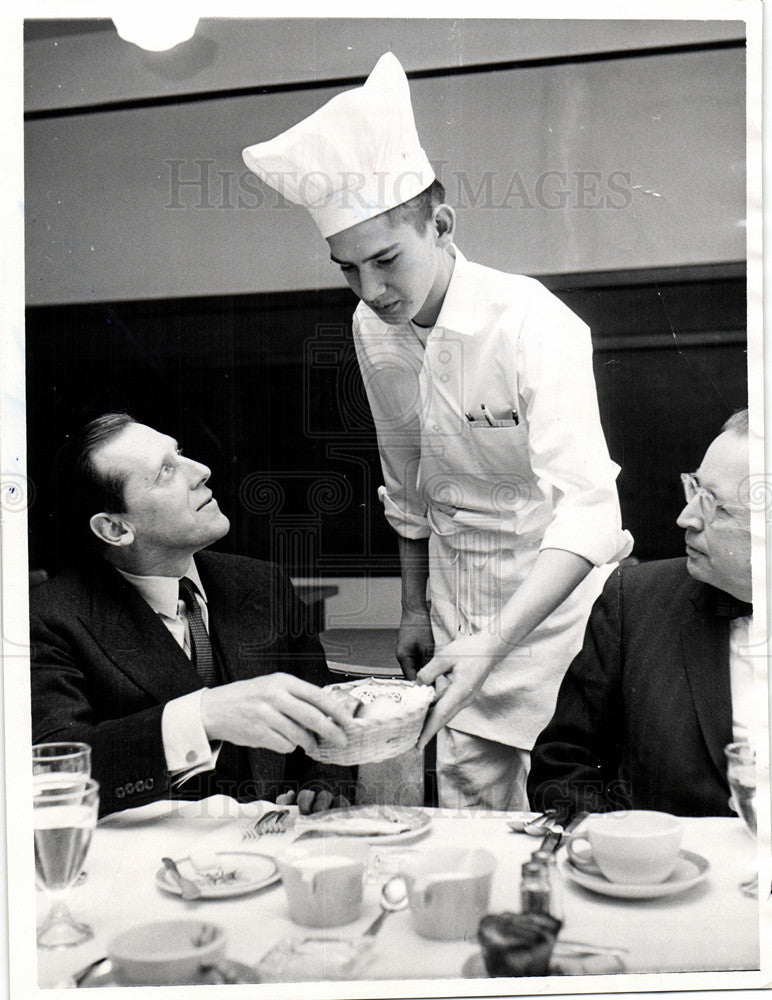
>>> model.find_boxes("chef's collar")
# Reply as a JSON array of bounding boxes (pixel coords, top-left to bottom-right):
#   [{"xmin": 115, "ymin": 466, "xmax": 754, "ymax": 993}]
[{"xmin": 431, "ymin": 247, "xmax": 477, "ymax": 337}]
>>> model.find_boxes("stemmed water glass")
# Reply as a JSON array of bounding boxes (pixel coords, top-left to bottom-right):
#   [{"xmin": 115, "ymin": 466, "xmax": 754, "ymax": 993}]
[
  {"xmin": 724, "ymin": 740, "xmax": 757, "ymax": 897},
  {"xmin": 33, "ymin": 743, "xmax": 92, "ymax": 885},
  {"xmin": 34, "ymin": 778, "xmax": 99, "ymax": 948}
]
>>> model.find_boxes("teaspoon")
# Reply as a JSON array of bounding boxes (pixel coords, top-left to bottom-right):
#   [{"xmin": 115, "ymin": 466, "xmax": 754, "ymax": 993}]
[{"xmin": 362, "ymin": 875, "xmax": 409, "ymax": 937}]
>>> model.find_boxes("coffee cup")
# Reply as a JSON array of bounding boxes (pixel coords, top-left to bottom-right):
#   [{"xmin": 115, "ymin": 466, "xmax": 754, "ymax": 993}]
[
  {"xmin": 108, "ymin": 920, "xmax": 226, "ymax": 985},
  {"xmin": 277, "ymin": 838, "xmax": 369, "ymax": 927},
  {"xmin": 567, "ymin": 810, "xmax": 682, "ymax": 884},
  {"xmin": 403, "ymin": 847, "xmax": 497, "ymax": 940}
]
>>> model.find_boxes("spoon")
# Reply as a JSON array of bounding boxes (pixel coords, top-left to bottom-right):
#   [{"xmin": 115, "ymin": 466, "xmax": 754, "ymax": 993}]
[
  {"xmin": 362, "ymin": 875, "xmax": 409, "ymax": 937},
  {"xmin": 507, "ymin": 809, "xmax": 557, "ymax": 835}
]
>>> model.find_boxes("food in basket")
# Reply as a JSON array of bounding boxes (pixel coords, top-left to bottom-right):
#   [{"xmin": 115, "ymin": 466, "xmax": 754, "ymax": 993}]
[
  {"xmin": 354, "ymin": 693, "xmax": 405, "ymax": 721},
  {"xmin": 310, "ymin": 678, "xmax": 435, "ymax": 764}
]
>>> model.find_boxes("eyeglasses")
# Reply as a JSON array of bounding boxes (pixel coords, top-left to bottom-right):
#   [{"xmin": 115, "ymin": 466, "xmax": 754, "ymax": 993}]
[{"xmin": 680, "ymin": 473, "xmax": 749, "ymax": 526}]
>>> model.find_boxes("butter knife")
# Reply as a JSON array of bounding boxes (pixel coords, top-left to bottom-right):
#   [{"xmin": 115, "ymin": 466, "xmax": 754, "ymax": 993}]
[{"xmin": 162, "ymin": 857, "xmax": 203, "ymax": 900}]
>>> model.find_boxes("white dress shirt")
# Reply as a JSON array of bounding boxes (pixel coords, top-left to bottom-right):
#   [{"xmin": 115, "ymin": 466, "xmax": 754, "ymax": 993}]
[
  {"xmin": 116, "ymin": 559, "xmax": 219, "ymax": 783},
  {"xmin": 729, "ymin": 615, "xmax": 754, "ymax": 744}
]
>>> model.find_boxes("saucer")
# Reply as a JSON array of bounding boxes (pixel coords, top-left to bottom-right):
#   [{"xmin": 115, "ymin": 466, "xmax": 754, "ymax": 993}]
[
  {"xmin": 62, "ymin": 957, "xmax": 261, "ymax": 987},
  {"xmin": 562, "ymin": 849, "xmax": 709, "ymax": 899}
]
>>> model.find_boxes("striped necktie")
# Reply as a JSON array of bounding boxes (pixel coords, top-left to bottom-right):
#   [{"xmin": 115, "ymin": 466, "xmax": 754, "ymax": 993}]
[{"xmin": 178, "ymin": 577, "xmax": 219, "ymax": 686}]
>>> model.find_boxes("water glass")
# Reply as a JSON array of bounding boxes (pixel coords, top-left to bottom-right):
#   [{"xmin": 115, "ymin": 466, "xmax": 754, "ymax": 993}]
[
  {"xmin": 33, "ymin": 742, "xmax": 91, "ymax": 788},
  {"xmin": 725, "ymin": 740, "xmax": 757, "ymax": 897},
  {"xmin": 34, "ymin": 778, "xmax": 99, "ymax": 948}
]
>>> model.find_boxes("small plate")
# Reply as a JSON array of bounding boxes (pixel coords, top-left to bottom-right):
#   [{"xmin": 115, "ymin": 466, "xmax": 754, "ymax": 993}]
[
  {"xmin": 562, "ymin": 849, "xmax": 709, "ymax": 899},
  {"xmin": 294, "ymin": 805, "xmax": 431, "ymax": 845},
  {"xmin": 156, "ymin": 851, "xmax": 279, "ymax": 898},
  {"xmin": 462, "ymin": 948, "xmax": 625, "ymax": 978}
]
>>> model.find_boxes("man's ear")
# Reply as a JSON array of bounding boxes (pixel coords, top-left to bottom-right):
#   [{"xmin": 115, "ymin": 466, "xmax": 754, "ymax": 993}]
[
  {"xmin": 89, "ymin": 512, "xmax": 134, "ymax": 548},
  {"xmin": 433, "ymin": 204, "xmax": 456, "ymax": 247}
]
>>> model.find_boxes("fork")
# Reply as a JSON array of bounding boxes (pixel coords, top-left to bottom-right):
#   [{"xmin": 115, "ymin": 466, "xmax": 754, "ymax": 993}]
[{"xmin": 242, "ymin": 808, "xmax": 291, "ymax": 841}]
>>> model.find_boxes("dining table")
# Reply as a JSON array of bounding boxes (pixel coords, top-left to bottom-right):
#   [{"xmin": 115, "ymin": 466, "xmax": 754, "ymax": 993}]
[{"xmin": 35, "ymin": 796, "xmax": 763, "ymax": 992}]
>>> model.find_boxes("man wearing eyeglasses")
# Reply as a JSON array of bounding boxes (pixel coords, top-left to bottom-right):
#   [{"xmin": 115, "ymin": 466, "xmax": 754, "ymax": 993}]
[{"xmin": 527, "ymin": 409, "xmax": 754, "ymax": 818}]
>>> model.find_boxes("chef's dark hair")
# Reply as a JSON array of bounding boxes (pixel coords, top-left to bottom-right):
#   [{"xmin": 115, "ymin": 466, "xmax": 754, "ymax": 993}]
[{"xmin": 384, "ymin": 179, "xmax": 446, "ymax": 234}]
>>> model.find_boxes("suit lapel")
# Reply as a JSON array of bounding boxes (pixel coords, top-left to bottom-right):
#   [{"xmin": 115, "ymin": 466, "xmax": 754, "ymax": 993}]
[
  {"xmin": 197, "ymin": 553, "xmax": 290, "ymax": 793},
  {"xmin": 82, "ymin": 561, "xmax": 203, "ymax": 704},
  {"xmin": 198, "ymin": 552, "xmax": 279, "ymax": 682},
  {"xmin": 679, "ymin": 581, "xmax": 733, "ymax": 782}
]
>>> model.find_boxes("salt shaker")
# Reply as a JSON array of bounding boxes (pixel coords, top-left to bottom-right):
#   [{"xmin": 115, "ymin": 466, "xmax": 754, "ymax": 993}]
[
  {"xmin": 521, "ymin": 854, "xmax": 563, "ymax": 921},
  {"xmin": 520, "ymin": 859, "xmax": 551, "ymax": 916}
]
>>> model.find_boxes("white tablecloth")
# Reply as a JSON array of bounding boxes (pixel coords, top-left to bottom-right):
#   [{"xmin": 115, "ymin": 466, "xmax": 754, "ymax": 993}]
[{"xmin": 36, "ymin": 801, "xmax": 762, "ymax": 990}]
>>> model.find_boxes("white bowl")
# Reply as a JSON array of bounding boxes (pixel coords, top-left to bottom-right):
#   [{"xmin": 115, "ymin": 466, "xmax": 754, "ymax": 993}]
[{"xmin": 108, "ymin": 919, "xmax": 226, "ymax": 985}]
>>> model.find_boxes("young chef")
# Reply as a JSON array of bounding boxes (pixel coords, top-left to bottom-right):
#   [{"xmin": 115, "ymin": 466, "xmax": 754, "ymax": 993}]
[{"xmin": 241, "ymin": 53, "xmax": 633, "ymax": 810}]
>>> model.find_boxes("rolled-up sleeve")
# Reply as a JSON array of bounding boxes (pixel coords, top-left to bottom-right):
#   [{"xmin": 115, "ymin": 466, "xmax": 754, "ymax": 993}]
[
  {"xmin": 517, "ymin": 287, "xmax": 633, "ymax": 567},
  {"xmin": 353, "ymin": 310, "xmax": 430, "ymax": 539}
]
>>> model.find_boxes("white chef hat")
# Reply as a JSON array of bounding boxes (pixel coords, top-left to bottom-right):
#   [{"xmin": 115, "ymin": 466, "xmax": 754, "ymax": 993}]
[{"xmin": 242, "ymin": 52, "xmax": 435, "ymax": 239}]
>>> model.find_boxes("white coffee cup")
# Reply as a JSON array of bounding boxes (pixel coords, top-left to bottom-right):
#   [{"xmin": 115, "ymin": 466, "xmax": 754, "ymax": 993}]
[
  {"xmin": 402, "ymin": 847, "xmax": 497, "ymax": 940},
  {"xmin": 567, "ymin": 810, "xmax": 683, "ymax": 884},
  {"xmin": 108, "ymin": 920, "xmax": 226, "ymax": 985},
  {"xmin": 277, "ymin": 838, "xmax": 369, "ymax": 927}
]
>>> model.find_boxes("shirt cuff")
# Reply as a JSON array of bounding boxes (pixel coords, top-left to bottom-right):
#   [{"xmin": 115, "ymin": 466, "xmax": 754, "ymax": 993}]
[
  {"xmin": 378, "ymin": 485, "xmax": 430, "ymax": 538},
  {"xmin": 161, "ymin": 689, "xmax": 220, "ymax": 782}
]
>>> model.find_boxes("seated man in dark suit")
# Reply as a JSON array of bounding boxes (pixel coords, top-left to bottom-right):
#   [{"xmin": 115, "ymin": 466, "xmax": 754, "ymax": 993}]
[
  {"xmin": 528, "ymin": 409, "xmax": 754, "ymax": 817},
  {"xmin": 31, "ymin": 413, "xmax": 356, "ymax": 817}
]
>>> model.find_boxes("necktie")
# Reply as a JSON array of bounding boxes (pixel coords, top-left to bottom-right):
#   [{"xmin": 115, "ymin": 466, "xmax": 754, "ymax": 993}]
[
  {"xmin": 178, "ymin": 577, "xmax": 219, "ymax": 686},
  {"xmin": 714, "ymin": 594, "xmax": 753, "ymax": 619}
]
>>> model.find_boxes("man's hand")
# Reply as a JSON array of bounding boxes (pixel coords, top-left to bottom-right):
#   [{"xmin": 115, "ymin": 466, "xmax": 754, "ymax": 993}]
[
  {"xmin": 276, "ymin": 788, "xmax": 351, "ymax": 814},
  {"xmin": 200, "ymin": 674, "xmax": 358, "ymax": 756},
  {"xmin": 415, "ymin": 631, "xmax": 502, "ymax": 749},
  {"xmin": 396, "ymin": 611, "xmax": 435, "ymax": 681}
]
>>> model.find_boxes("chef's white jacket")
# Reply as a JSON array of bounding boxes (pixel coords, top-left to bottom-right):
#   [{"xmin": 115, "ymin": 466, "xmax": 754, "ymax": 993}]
[{"xmin": 353, "ymin": 247, "xmax": 633, "ymax": 747}]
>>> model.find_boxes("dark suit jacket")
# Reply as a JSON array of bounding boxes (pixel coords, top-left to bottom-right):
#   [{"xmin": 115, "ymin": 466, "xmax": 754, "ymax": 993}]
[
  {"xmin": 527, "ymin": 558, "xmax": 737, "ymax": 818},
  {"xmin": 31, "ymin": 550, "xmax": 353, "ymax": 816}
]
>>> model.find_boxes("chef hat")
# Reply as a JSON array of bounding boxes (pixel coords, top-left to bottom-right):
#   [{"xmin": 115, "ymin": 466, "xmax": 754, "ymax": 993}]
[{"xmin": 242, "ymin": 52, "xmax": 435, "ymax": 238}]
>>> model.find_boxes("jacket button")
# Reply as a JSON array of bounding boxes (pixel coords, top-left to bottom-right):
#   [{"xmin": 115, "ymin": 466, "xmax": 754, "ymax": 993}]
[
  {"xmin": 115, "ymin": 786, "xmax": 125, "ymax": 799},
  {"xmin": 134, "ymin": 780, "xmax": 145, "ymax": 793},
  {"xmin": 125, "ymin": 783, "xmax": 134, "ymax": 795},
  {"xmin": 146, "ymin": 778, "xmax": 154, "ymax": 791}
]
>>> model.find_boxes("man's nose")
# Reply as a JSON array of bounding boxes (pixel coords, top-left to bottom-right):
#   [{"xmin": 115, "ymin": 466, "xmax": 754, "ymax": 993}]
[
  {"xmin": 676, "ymin": 497, "xmax": 704, "ymax": 531},
  {"xmin": 360, "ymin": 268, "xmax": 386, "ymax": 304},
  {"xmin": 184, "ymin": 457, "xmax": 210, "ymax": 486}
]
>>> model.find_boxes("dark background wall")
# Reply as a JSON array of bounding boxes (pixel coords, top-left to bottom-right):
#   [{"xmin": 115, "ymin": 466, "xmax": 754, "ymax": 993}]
[
  {"xmin": 23, "ymin": 20, "xmax": 748, "ymax": 581},
  {"xmin": 26, "ymin": 263, "xmax": 747, "ymax": 576}
]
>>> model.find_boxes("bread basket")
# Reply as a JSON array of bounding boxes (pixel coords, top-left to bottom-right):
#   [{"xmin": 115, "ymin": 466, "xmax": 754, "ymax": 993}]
[{"xmin": 309, "ymin": 678, "xmax": 435, "ymax": 765}]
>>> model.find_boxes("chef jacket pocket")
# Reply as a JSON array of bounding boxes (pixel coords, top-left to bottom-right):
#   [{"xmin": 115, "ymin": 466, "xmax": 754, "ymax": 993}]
[{"xmin": 469, "ymin": 418, "xmax": 521, "ymax": 429}]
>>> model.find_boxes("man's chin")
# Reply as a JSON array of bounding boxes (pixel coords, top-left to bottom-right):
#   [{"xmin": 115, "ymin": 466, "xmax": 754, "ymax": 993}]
[
  {"xmin": 684, "ymin": 551, "xmax": 708, "ymax": 583},
  {"xmin": 203, "ymin": 513, "xmax": 230, "ymax": 545}
]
